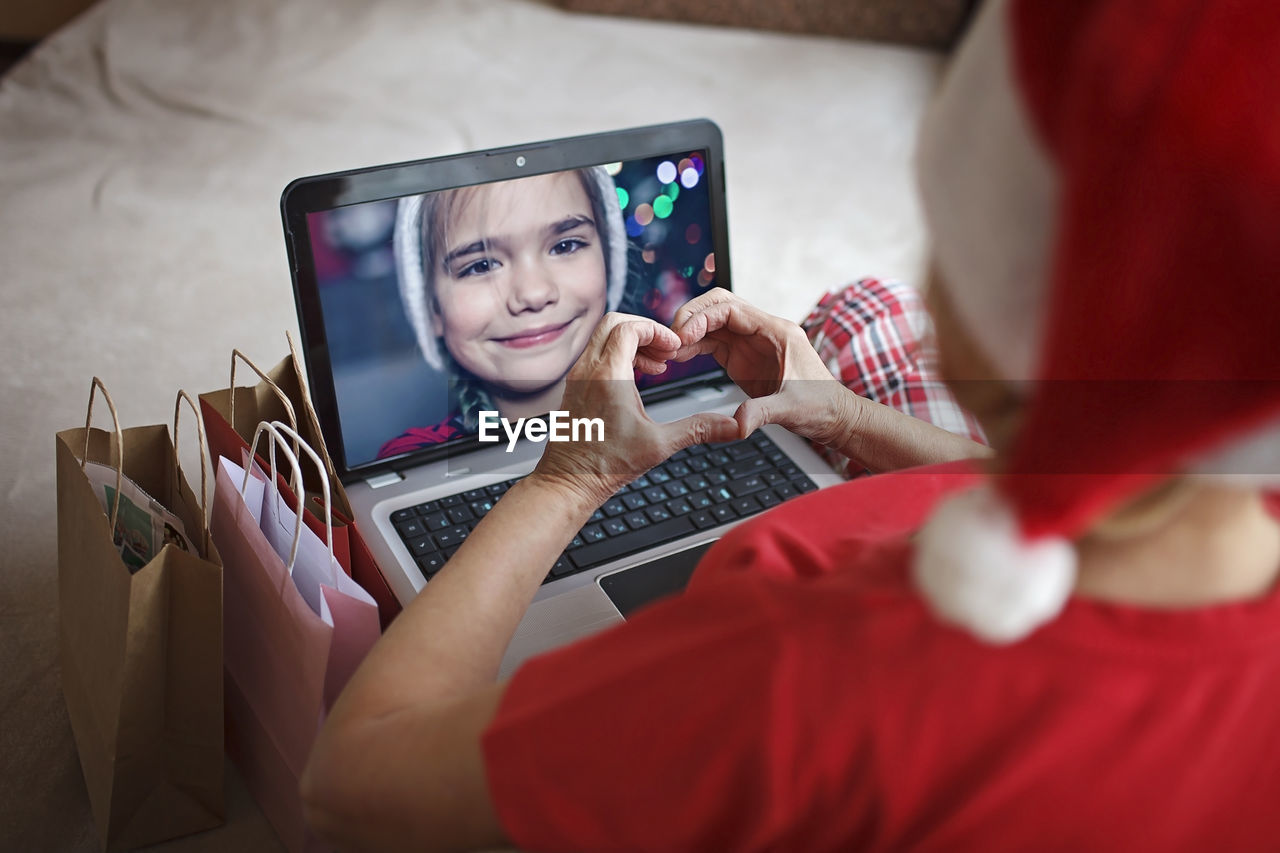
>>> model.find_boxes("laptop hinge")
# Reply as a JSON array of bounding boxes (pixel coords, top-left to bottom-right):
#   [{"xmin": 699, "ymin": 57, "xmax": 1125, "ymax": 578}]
[{"xmin": 364, "ymin": 471, "xmax": 405, "ymax": 489}]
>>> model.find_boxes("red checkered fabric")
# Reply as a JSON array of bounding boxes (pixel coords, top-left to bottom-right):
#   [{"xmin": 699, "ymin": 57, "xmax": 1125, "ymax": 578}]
[{"xmin": 800, "ymin": 277, "xmax": 986, "ymax": 477}]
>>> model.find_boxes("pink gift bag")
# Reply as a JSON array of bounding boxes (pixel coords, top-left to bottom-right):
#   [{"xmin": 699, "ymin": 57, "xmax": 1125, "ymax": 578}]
[{"xmin": 211, "ymin": 421, "xmax": 379, "ymax": 853}]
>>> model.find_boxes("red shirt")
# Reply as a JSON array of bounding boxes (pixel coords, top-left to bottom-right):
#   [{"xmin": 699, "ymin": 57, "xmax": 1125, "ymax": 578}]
[{"xmin": 483, "ymin": 464, "xmax": 1280, "ymax": 851}]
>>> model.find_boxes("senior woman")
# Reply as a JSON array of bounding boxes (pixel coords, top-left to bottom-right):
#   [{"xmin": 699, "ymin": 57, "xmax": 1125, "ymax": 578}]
[{"xmin": 302, "ymin": 0, "xmax": 1280, "ymax": 849}]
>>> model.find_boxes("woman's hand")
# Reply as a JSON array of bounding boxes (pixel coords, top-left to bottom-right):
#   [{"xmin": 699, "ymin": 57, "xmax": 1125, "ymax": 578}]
[
  {"xmin": 670, "ymin": 288, "xmax": 850, "ymax": 444},
  {"xmin": 529, "ymin": 312, "xmax": 739, "ymax": 510},
  {"xmin": 671, "ymin": 288, "xmax": 992, "ymax": 473}
]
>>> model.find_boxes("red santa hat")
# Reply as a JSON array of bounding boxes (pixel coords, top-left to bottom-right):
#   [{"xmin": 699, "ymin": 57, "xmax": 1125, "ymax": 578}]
[{"xmin": 911, "ymin": 0, "xmax": 1280, "ymax": 642}]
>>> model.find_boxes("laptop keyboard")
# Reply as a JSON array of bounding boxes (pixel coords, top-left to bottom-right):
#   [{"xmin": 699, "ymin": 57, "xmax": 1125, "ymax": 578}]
[{"xmin": 389, "ymin": 432, "xmax": 818, "ymax": 586}]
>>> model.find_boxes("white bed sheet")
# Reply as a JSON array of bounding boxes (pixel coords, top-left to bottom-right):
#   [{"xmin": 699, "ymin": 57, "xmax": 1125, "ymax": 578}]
[{"xmin": 0, "ymin": 0, "xmax": 940, "ymax": 848}]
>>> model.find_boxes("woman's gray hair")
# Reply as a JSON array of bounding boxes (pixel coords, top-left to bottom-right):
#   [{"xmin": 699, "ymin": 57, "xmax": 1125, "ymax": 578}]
[{"xmin": 393, "ymin": 166, "xmax": 628, "ymax": 371}]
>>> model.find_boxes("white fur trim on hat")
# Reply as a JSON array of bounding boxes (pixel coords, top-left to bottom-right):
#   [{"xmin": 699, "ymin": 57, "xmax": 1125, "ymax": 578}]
[
  {"xmin": 1192, "ymin": 416, "xmax": 1280, "ymax": 489},
  {"xmin": 913, "ymin": 484, "xmax": 1077, "ymax": 643},
  {"xmin": 395, "ymin": 193, "xmax": 438, "ymax": 368},
  {"xmin": 915, "ymin": 0, "xmax": 1056, "ymax": 382}
]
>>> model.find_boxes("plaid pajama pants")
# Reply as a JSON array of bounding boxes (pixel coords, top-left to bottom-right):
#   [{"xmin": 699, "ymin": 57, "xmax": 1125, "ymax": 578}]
[{"xmin": 799, "ymin": 277, "xmax": 987, "ymax": 478}]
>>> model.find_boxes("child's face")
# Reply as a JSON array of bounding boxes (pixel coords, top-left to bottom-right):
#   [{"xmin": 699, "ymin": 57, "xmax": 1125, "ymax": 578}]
[{"xmin": 429, "ymin": 172, "xmax": 608, "ymax": 395}]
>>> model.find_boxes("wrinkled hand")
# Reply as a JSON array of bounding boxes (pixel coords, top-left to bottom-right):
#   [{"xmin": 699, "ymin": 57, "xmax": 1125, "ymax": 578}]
[
  {"xmin": 671, "ymin": 288, "xmax": 845, "ymax": 443},
  {"xmin": 530, "ymin": 313, "xmax": 739, "ymax": 510}
]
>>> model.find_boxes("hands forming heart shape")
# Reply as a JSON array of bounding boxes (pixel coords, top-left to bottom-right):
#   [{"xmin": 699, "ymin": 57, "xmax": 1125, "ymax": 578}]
[{"xmin": 532, "ymin": 289, "xmax": 843, "ymax": 508}]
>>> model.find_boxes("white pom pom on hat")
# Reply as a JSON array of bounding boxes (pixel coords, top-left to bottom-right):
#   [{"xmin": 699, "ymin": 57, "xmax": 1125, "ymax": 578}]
[
  {"xmin": 915, "ymin": 484, "xmax": 1076, "ymax": 643},
  {"xmin": 909, "ymin": 0, "xmax": 1280, "ymax": 642}
]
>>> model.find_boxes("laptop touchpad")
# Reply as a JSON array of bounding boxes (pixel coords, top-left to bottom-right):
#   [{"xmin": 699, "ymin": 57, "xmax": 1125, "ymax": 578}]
[{"xmin": 598, "ymin": 541, "xmax": 716, "ymax": 619}]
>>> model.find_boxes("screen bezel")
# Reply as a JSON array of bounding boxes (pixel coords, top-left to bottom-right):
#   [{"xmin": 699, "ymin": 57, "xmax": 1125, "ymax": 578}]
[{"xmin": 282, "ymin": 119, "xmax": 732, "ymax": 481}]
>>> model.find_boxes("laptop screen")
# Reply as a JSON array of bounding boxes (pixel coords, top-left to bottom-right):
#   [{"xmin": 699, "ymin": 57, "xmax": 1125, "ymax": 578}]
[{"xmin": 301, "ymin": 150, "xmax": 722, "ymax": 470}]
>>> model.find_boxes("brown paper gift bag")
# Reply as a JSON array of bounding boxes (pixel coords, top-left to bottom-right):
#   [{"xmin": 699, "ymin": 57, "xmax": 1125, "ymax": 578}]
[
  {"xmin": 55, "ymin": 380, "xmax": 225, "ymax": 851},
  {"xmin": 198, "ymin": 339, "xmax": 401, "ymax": 629}
]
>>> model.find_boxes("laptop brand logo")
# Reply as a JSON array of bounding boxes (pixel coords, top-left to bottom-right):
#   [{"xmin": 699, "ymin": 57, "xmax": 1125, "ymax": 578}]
[{"xmin": 477, "ymin": 411, "xmax": 604, "ymax": 452}]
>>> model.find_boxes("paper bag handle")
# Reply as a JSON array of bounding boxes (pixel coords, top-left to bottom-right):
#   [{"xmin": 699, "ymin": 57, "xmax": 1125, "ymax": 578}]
[
  {"xmin": 173, "ymin": 390, "xmax": 211, "ymax": 554},
  {"xmin": 243, "ymin": 421, "xmax": 336, "ymax": 583},
  {"xmin": 272, "ymin": 420, "xmax": 339, "ymax": 586},
  {"xmin": 243, "ymin": 422, "xmax": 306, "ymax": 575},
  {"xmin": 285, "ymin": 330, "xmax": 344, "ymax": 498},
  {"xmin": 229, "ymin": 349, "xmax": 299, "ymax": 456},
  {"xmin": 81, "ymin": 377, "xmax": 124, "ymax": 531}
]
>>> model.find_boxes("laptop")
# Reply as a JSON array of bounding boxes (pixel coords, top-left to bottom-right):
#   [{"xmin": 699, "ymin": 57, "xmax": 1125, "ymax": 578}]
[{"xmin": 281, "ymin": 119, "xmax": 840, "ymax": 675}]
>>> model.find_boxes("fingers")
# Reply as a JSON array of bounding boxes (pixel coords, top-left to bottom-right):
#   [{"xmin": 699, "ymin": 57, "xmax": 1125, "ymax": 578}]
[
  {"xmin": 671, "ymin": 297, "xmax": 782, "ymax": 355},
  {"xmin": 601, "ymin": 320, "xmax": 677, "ymax": 380},
  {"xmin": 588, "ymin": 312, "xmax": 680, "ymax": 353},
  {"xmin": 660, "ymin": 411, "xmax": 739, "ymax": 452},
  {"xmin": 733, "ymin": 397, "xmax": 769, "ymax": 437},
  {"xmin": 579, "ymin": 313, "xmax": 680, "ymax": 380},
  {"xmin": 670, "ymin": 332, "xmax": 729, "ymax": 364},
  {"xmin": 670, "ymin": 287, "xmax": 736, "ymax": 330},
  {"xmin": 633, "ymin": 353, "xmax": 668, "ymax": 375},
  {"xmin": 733, "ymin": 394, "xmax": 795, "ymax": 438},
  {"xmin": 734, "ymin": 378, "xmax": 842, "ymax": 440}
]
